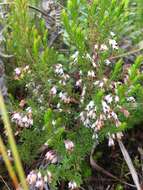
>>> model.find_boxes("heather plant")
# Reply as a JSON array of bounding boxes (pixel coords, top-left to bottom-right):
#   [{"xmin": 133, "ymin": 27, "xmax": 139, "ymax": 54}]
[{"xmin": 1, "ymin": 0, "xmax": 143, "ymax": 189}]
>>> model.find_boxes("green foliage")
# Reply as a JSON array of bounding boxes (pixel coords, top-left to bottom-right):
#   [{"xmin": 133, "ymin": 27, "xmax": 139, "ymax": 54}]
[
  {"xmin": 18, "ymin": 129, "xmax": 44, "ymax": 164},
  {"xmin": 115, "ymin": 184, "xmax": 124, "ymax": 190}
]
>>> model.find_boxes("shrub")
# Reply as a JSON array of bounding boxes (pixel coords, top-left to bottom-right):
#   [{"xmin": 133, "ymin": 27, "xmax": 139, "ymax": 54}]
[{"xmin": 2, "ymin": 0, "xmax": 143, "ymax": 189}]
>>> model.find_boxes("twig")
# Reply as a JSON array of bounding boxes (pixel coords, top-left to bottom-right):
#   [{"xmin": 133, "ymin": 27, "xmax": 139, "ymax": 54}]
[
  {"xmin": 0, "ymin": 175, "xmax": 11, "ymax": 190},
  {"xmin": 0, "ymin": 2, "xmax": 55, "ymax": 20},
  {"xmin": 90, "ymin": 142, "xmax": 136, "ymax": 188},
  {"xmin": 28, "ymin": 5, "xmax": 55, "ymax": 20},
  {"xmin": 118, "ymin": 139, "xmax": 141, "ymax": 190},
  {"xmin": 106, "ymin": 185, "xmax": 111, "ymax": 190},
  {"xmin": 0, "ymin": 52, "xmax": 14, "ymax": 58},
  {"xmin": 138, "ymin": 147, "xmax": 143, "ymax": 176},
  {"xmin": 109, "ymin": 47, "xmax": 143, "ymax": 61}
]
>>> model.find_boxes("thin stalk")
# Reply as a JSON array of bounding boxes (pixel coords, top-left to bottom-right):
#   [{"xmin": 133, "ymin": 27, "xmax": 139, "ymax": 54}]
[
  {"xmin": 109, "ymin": 47, "xmax": 143, "ymax": 61},
  {"xmin": 0, "ymin": 92, "xmax": 28, "ymax": 190},
  {"xmin": 118, "ymin": 139, "xmax": 141, "ymax": 190},
  {"xmin": 0, "ymin": 137, "xmax": 19, "ymax": 189}
]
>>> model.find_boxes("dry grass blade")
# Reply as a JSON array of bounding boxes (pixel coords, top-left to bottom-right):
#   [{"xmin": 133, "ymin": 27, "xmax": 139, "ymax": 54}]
[
  {"xmin": 138, "ymin": 147, "xmax": 143, "ymax": 176},
  {"xmin": 0, "ymin": 91, "xmax": 28, "ymax": 190},
  {"xmin": 0, "ymin": 137, "xmax": 19, "ymax": 189},
  {"xmin": 118, "ymin": 139, "xmax": 141, "ymax": 190}
]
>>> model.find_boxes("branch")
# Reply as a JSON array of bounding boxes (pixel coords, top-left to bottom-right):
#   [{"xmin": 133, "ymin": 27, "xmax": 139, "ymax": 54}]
[
  {"xmin": 90, "ymin": 142, "xmax": 136, "ymax": 188},
  {"xmin": 0, "ymin": 52, "xmax": 14, "ymax": 58},
  {"xmin": 118, "ymin": 139, "xmax": 141, "ymax": 190},
  {"xmin": 0, "ymin": 2, "xmax": 55, "ymax": 20},
  {"xmin": 109, "ymin": 47, "xmax": 143, "ymax": 61}
]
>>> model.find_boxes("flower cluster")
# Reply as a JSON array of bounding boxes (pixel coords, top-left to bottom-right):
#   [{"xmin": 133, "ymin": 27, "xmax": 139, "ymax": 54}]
[
  {"xmin": 45, "ymin": 150, "xmax": 58, "ymax": 164},
  {"xmin": 68, "ymin": 181, "xmax": 77, "ymax": 190},
  {"xmin": 54, "ymin": 64, "xmax": 70, "ymax": 86},
  {"xmin": 11, "ymin": 107, "xmax": 33, "ymax": 128},
  {"xmin": 64, "ymin": 140, "xmax": 75, "ymax": 152},
  {"xmin": 26, "ymin": 170, "xmax": 51, "ymax": 189},
  {"xmin": 14, "ymin": 65, "xmax": 30, "ymax": 80},
  {"xmin": 43, "ymin": 33, "xmax": 136, "ymax": 148},
  {"xmin": 108, "ymin": 132, "xmax": 123, "ymax": 146}
]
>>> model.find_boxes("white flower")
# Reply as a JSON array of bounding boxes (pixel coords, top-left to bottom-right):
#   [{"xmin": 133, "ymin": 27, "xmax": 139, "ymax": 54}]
[
  {"xmin": 7, "ymin": 149, "xmax": 12, "ymax": 158},
  {"xmin": 94, "ymin": 44, "xmax": 98, "ymax": 49},
  {"xmin": 86, "ymin": 101, "xmax": 95, "ymax": 111},
  {"xmin": 79, "ymin": 70, "xmax": 83, "ymax": 75},
  {"xmin": 115, "ymin": 119, "xmax": 121, "ymax": 127},
  {"xmin": 47, "ymin": 171, "xmax": 52, "ymax": 183},
  {"xmin": 52, "ymin": 120, "xmax": 56, "ymax": 125},
  {"xmin": 100, "ymin": 44, "xmax": 108, "ymax": 51},
  {"xmin": 50, "ymin": 86, "xmax": 57, "ymax": 95},
  {"xmin": 37, "ymin": 172, "xmax": 42, "ymax": 179},
  {"xmin": 86, "ymin": 53, "xmax": 92, "ymax": 61},
  {"xmin": 26, "ymin": 171, "xmax": 37, "ymax": 185},
  {"xmin": 99, "ymin": 81, "xmax": 104, "ymax": 88},
  {"xmin": 94, "ymin": 81, "xmax": 100, "ymax": 86},
  {"xmin": 68, "ymin": 181, "xmax": 77, "ymax": 190},
  {"xmin": 13, "ymin": 113, "xmax": 33, "ymax": 128},
  {"xmin": 80, "ymin": 112, "xmax": 86, "ymax": 122},
  {"xmin": 111, "ymin": 111, "xmax": 118, "ymax": 121},
  {"xmin": 14, "ymin": 68, "xmax": 21, "ymax": 75},
  {"xmin": 127, "ymin": 96, "xmax": 135, "ymax": 102},
  {"xmin": 28, "ymin": 118, "xmax": 33, "ymax": 126},
  {"xmin": 57, "ymin": 103, "xmax": 61, "ymax": 108},
  {"xmin": 110, "ymin": 31, "xmax": 116, "ymax": 37},
  {"xmin": 80, "ymin": 85, "xmax": 86, "ymax": 103},
  {"xmin": 87, "ymin": 109, "xmax": 96, "ymax": 119},
  {"xmin": 11, "ymin": 112, "xmax": 21, "ymax": 121},
  {"xmin": 92, "ymin": 133, "xmax": 99, "ymax": 140},
  {"xmin": 26, "ymin": 107, "xmax": 32, "ymax": 113},
  {"xmin": 105, "ymin": 59, "xmax": 111, "ymax": 66},
  {"xmin": 115, "ymin": 96, "xmax": 119, "ymax": 102},
  {"xmin": 62, "ymin": 74, "xmax": 70, "ymax": 80},
  {"xmin": 87, "ymin": 70, "xmax": 95, "ymax": 77},
  {"xmin": 108, "ymin": 136, "xmax": 115, "ymax": 147},
  {"xmin": 92, "ymin": 60, "xmax": 97, "ymax": 68},
  {"xmin": 22, "ymin": 116, "xmax": 28, "ymax": 123},
  {"xmin": 75, "ymin": 79, "xmax": 82, "ymax": 87},
  {"xmin": 94, "ymin": 79, "xmax": 106, "ymax": 88},
  {"xmin": 99, "ymin": 113, "xmax": 106, "ymax": 120},
  {"xmin": 24, "ymin": 65, "xmax": 29, "ymax": 71},
  {"xmin": 83, "ymin": 118, "xmax": 90, "ymax": 127},
  {"xmin": 44, "ymin": 175, "xmax": 48, "ymax": 182},
  {"xmin": 102, "ymin": 101, "xmax": 110, "ymax": 114},
  {"xmin": 116, "ymin": 132, "xmax": 123, "ymax": 139},
  {"xmin": 45, "ymin": 150, "xmax": 58, "ymax": 164},
  {"xmin": 59, "ymin": 92, "xmax": 67, "ymax": 101},
  {"xmin": 105, "ymin": 94, "xmax": 113, "ymax": 104},
  {"xmin": 64, "ymin": 140, "xmax": 74, "ymax": 152},
  {"xmin": 109, "ymin": 39, "xmax": 118, "ymax": 49},
  {"xmin": 55, "ymin": 64, "xmax": 64, "ymax": 75},
  {"xmin": 95, "ymin": 119, "xmax": 103, "ymax": 130},
  {"xmin": 111, "ymin": 134, "xmax": 116, "ymax": 139},
  {"xmin": 103, "ymin": 77, "xmax": 108, "ymax": 83},
  {"xmin": 59, "ymin": 80, "xmax": 66, "ymax": 86},
  {"xmin": 71, "ymin": 51, "xmax": 79, "ymax": 60},
  {"xmin": 91, "ymin": 122, "xmax": 96, "ymax": 129},
  {"xmin": 35, "ymin": 179, "xmax": 44, "ymax": 188}
]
